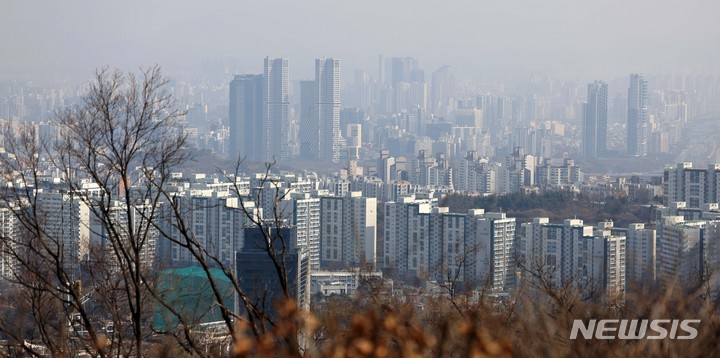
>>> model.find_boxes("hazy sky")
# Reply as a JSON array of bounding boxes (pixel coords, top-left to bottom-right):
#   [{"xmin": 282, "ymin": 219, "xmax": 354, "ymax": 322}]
[{"xmin": 2, "ymin": 0, "xmax": 719, "ymax": 81}]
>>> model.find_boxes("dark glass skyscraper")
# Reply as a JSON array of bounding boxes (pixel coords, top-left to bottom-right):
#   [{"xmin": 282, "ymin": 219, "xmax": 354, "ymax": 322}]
[
  {"xmin": 228, "ymin": 74, "xmax": 263, "ymax": 160},
  {"xmin": 235, "ymin": 227, "xmax": 310, "ymax": 317},
  {"xmin": 299, "ymin": 80, "xmax": 318, "ymax": 160},
  {"xmin": 583, "ymin": 81, "xmax": 608, "ymax": 159}
]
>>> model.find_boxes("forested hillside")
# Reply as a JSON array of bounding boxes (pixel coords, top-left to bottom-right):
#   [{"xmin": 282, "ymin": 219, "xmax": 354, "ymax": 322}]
[{"xmin": 440, "ymin": 191, "xmax": 655, "ymax": 227}]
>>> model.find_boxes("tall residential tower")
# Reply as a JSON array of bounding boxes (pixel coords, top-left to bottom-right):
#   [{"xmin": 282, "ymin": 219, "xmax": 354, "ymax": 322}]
[
  {"xmin": 228, "ymin": 57, "xmax": 289, "ymax": 161},
  {"xmin": 263, "ymin": 57, "xmax": 290, "ymax": 161},
  {"xmin": 583, "ymin": 81, "xmax": 608, "ymax": 159},
  {"xmin": 301, "ymin": 58, "xmax": 341, "ymax": 162},
  {"xmin": 627, "ymin": 73, "xmax": 648, "ymax": 157},
  {"xmin": 228, "ymin": 74, "xmax": 263, "ymax": 160}
]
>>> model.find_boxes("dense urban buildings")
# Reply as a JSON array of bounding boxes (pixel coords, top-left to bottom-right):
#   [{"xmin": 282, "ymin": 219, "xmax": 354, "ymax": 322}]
[
  {"xmin": 383, "ymin": 196, "xmax": 515, "ymax": 292},
  {"xmin": 519, "ymin": 218, "xmax": 627, "ymax": 299},
  {"xmin": 0, "ymin": 37, "xmax": 719, "ymax": 356},
  {"xmin": 3, "ymin": 1, "xmax": 720, "ymax": 355}
]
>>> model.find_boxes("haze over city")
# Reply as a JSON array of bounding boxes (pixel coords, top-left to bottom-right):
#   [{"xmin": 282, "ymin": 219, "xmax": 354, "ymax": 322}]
[
  {"xmin": 2, "ymin": 0, "xmax": 719, "ymax": 81},
  {"xmin": 2, "ymin": 1, "xmax": 720, "ymax": 357}
]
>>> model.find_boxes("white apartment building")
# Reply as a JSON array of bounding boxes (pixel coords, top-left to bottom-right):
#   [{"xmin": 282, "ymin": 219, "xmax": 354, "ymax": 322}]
[
  {"xmin": 163, "ymin": 192, "xmax": 253, "ymax": 267},
  {"xmin": 287, "ymin": 192, "xmax": 321, "ymax": 271},
  {"xmin": 319, "ymin": 192, "xmax": 377, "ymax": 269},
  {"xmin": 384, "ymin": 196, "xmax": 516, "ymax": 292},
  {"xmin": 655, "ymin": 216, "xmax": 720, "ymax": 288},
  {"xmin": 519, "ymin": 218, "xmax": 626, "ymax": 299},
  {"xmin": 455, "ymin": 151, "xmax": 497, "ymax": 194},
  {"xmin": 624, "ymin": 223, "xmax": 657, "ymax": 287},
  {"xmin": 536, "ymin": 157, "xmax": 583, "ymax": 187},
  {"xmin": 90, "ymin": 200, "xmax": 159, "ymax": 272},
  {"xmin": 0, "ymin": 207, "xmax": 19, "ymax": 278},
  {"xmin": 470, "ymin": 212, "xmax": 516, "ymax": 292},
  {"xmin": 664, "ymin": 162, "xmax": 720, "ymax": 209},
  {"xmin": 383, "ymin": 196, "xmax": 431, "ymax": 276},
  {"xmin": 35, "ymin": 190, "xmax": 90, "ymax": 279}
]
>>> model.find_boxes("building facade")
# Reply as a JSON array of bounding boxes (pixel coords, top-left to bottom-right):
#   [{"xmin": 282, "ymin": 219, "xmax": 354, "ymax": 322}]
[
  {"xmin": 583, "ymin": 81, "xmax": 608, "ymax": 159},
  {"xmin": 228, "ymin": 57, "xmax": 290, "ymax": 161},
  {"xmin": 317, "ymin": 58, "xmax": 341, "ymax": 163},
  {"xmin": 319, "ymin": 191, "xmax": 377, "ymax": 269},
  {"xmin": 627, "ymin": 73, "xmax": 648, "ymax": 156}
]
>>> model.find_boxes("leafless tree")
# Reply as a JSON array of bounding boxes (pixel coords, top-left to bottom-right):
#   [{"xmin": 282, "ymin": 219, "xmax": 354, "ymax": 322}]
[
  {"xmin": 0, "ymin": 67, "xmax": 197, "ymax": 357},
  {"xmin": 517, "ymin": 254, "xmax": 606, "ymax": 319},
  {"xmin": 0, "ymin": 66, "xmax": 313, "ymax": 357}
]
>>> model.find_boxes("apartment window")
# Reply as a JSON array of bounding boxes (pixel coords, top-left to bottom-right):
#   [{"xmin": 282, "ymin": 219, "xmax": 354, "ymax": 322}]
[{"xmin": 689, "ymin": 171, "xmax": 700, "ymax": 183}]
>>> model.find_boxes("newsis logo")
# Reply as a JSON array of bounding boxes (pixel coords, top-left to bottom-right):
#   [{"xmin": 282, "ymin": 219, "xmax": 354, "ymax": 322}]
[{"xmin": 570, "ymin": 319, "xmax": 701, "ymax": 340}]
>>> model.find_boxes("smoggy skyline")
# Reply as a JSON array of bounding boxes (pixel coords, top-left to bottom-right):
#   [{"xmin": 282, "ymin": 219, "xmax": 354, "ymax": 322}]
[{"xmin": 2, "ymin": 0, "xmax": 719, "ymax": 81}]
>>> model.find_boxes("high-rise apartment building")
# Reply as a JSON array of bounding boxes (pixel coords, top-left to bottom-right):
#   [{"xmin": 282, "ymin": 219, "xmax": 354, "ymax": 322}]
[
  {"xmin": 299, "ymin": 59, "xmax": 341, "ymax": 162},
  {"xmin": 160, "ymin": 193, "xmax": 251, "ymax": 268},
  {"xmin": 627, "ymin": 73, "xmax": 648, "ymax": 156},
  {"xmin": 471, "ymin": 212, "xmax": 516, "ymax": 292},
  {"xmin": 229, "ymin": 74, "xmax": 263, "ymax": 160},
  {"xmin": 0, "ymin": 207, "xmax": 19, "ymax": 278},
  {"xmin": 344, "ymin": 123, "xmax": 362, "ymax": 160},
  {"xmin": 289, "ymin": 192, "xmax": 321, "ymax": 271},
  {"xmin": 319, "ymin": 192, "xmax": 376, "ymax": 269},
  {"xmin": 35, "ymin": 190, "xmax": 90, "ymax": 279},
  {"xmin": 655, "ymin": 216, "xmax": 708, "ymax": 288},
  {"xmin": 387, "ymin": 57, "xmax": 422, "ymax": 86},
  {"xmin": 583, "ymin": 81, "xmax": 608, "ymax": 159},
  {"xmin": 519, "ymin": 218, "xmax": 626, "ymax": 299},
  {"xmin": 299, "ymin": 80, "xmax": 319, "ymax": 160},
  {"xmin": 455, "ymin": 151, "xmax": 495, "ymax": 193},
  {"xmin": 90, "ymin": 201, "xmax": 159, "ymax": 272},
  {"xmin": 623, "ymin": 223, "xmax": 657, "ymax": 287},
  {"xmin": 430, "ymin": 65, "xmax": 455, "ymax": 117},
  {"xmin": 228, "ymin": 58, "xmax": 289, "ymax": 161},
  {"xmin": 663, "ymin": 162, "xmax": 720, "ymax": 209},
  {"xmin": 317, "ymin": 58, "xmax": 341, "ymax": 163},
  {"xmin": 501, "ymin": 147, "xmax": 535, "ymax": 194},
  {"xmin": 535, "ymin": 157, "xmax": 583, "ymax": 187},
  {"xmin": 263, "ymin": 57, "xmax": 290, "ymax": 161},
  {"xmin": 383, "ymin": 197, "xmax": 516, "ymax": 292}
]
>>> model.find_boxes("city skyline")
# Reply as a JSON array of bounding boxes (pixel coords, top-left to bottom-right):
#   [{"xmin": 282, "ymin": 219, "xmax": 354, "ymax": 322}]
[
  {"xmin": 2, "ymin": 1, "xmax": 719, "ymax": 82},
  {"xmin": 2, "ymin": 2, "xmax": 720, "ymax": 355}
]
